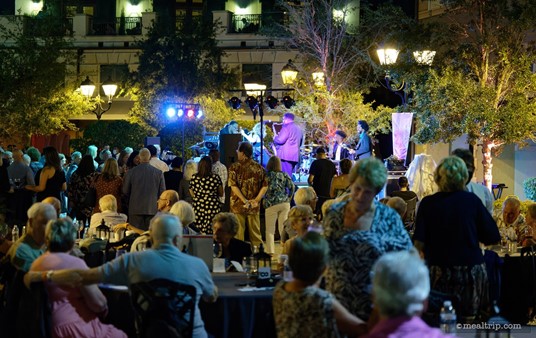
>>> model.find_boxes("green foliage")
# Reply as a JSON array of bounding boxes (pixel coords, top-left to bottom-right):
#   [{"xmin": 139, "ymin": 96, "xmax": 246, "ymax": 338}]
[
  {"xmin": 524, "ymin": 178, "xmax": 536, "ymax": 202},
  {"xmin": 128, "ymin": 19, "xmax": 239, "ymax": 134},
  {"xmin": 0, "ymin": 15, "xmax": 92, "ymax": 139},
  {"xmin": 196, "ymin": 95, "xmax": 245, "ymax": 132},
  {"xmin": 410, "ymin": 0, "xmax": 536, "ymax": 151},
  {"xmin": 70, "ymin": 121, "xmax": 147, "ymax": 151},
  {"xmin": 288, "ymin": 88, "xmax": 394, "ymax": 143},
  {"xmin": 158, "ymin": 120, "xmax": 205, "ymax": 159}
]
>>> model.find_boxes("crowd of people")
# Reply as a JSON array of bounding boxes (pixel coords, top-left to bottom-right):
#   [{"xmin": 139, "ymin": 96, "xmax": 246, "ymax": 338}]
[{"xmin": 0, "ymin": 126, "xmax": 534, "ymax": 338}]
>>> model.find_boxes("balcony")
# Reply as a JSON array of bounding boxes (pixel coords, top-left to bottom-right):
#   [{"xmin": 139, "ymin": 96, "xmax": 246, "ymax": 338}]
[
  {"xmin": 88, "ymin": 16, "xmax": 142, "ymax": 36},
  {"xmin": 230, "ymin": 12, "xmax": 287, "ymax": 34}
]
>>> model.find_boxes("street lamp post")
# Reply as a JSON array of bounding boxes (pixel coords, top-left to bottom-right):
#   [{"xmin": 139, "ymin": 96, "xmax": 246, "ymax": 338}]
[
  {"xmin": 376, "ymin": 48, "xmax": 436, "ymax": 107},
  {"xmin": 79, "ymin": 76, "xmax": 118, "ymax": 120},
  {"xmin": 229, "ymin": 60, "xmax": 300, "ymax": 167}
]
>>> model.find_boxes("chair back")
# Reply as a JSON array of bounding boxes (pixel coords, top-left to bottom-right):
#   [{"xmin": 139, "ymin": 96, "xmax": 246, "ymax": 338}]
[
  {"xmin": 403, "ymin": 197, "xmax": 417, "ymax": 224},
  {"xmin": 130, "ymin": 278, "xmax": 197, "ymax": 338},
  {"xmin": 16, "ymin": 281, "xmax": 52, "ymax": 338},
  {"xmin": 521, "ymin": 245, "xmax": 536, "ymax": 257},
  {"xmin": 0, "ymin": 262, "xmax": 20, "ymax": 337}
]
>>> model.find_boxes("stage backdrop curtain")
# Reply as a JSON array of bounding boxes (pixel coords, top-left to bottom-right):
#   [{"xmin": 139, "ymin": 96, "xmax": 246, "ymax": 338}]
[{"xmin": 392, "ymin": 113, "xmax": 413, "ymax": 163}]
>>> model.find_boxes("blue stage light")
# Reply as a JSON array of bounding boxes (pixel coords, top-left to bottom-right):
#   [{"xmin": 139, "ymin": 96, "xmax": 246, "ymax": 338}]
[{"xmin": 166, "ymin": 107, "xmax": 176, "ymax": 118}]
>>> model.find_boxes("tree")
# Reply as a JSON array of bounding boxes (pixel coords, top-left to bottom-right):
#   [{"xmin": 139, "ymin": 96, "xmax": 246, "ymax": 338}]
[
  {"xmin": 272, "ymin": 0, "xmax": 408, "ymax": 139},
  {"xmin": 69, "ymin": 120, "xmax": 147, "ymax": 151},
  {"xmin": 411, "ymin": 0, "xmax": 536, "ymax": 189},
  {"xmin": 0, "ymin": 14, "xmax": 91, "ymax": 142},
  {"xmin": 128, "ymin": 16, "xmax": 241, "ymax": 134}
]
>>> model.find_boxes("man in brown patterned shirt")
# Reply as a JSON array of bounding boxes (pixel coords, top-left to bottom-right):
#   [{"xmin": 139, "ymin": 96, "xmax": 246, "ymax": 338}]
[{"xmin": 228, "ymin": 142, "xmax": 268, "ymax": 247}]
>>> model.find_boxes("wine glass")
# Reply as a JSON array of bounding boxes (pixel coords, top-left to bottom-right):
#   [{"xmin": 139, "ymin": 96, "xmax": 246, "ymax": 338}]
[
  {"xmin": 242, "ymin": 257, "xmax": 253, "ymax": 283},
  {"xmin": 78, "ymin": 221, "xmax": 84, "ymax": 239}
]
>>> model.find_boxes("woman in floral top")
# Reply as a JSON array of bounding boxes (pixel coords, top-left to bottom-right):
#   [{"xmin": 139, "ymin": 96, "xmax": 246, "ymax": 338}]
[
  {"xmin": 273, "ymin": 232, "xmax": 365, "ymax": 338},
  {"xmin": 323, "ymin": 158, "xmax": 413, "ymax": 321},
  {"xmin": 263, "ymin": 156, "xmax": 294, "ymax": 254}
]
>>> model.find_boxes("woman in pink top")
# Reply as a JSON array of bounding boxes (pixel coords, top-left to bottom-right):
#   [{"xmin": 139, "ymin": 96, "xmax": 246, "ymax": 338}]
[{"xmin": 30, "ymin": 218, "xmax": 126, "ymax": 338}]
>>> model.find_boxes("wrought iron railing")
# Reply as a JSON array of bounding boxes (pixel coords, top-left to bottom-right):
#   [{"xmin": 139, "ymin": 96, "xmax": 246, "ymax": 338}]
[
  {"xmin": 88, "ymin": 16, "xmax": 142, "ymax": 36},
  {"xmin": 230, "ymin": 12, "xmax": 288, "ymax": 34}
]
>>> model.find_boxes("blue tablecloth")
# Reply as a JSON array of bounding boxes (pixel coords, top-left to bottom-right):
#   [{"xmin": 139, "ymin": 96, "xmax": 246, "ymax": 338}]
[{"xmin": 101, "ymin": 273, "xmax": 276, "ymax": 338}]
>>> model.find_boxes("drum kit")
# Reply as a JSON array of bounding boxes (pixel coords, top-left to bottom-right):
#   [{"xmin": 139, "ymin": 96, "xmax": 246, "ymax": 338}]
[
  {"xmin": 298, "ymin": 143, "xmax": 320, "ymax": 176},
  {"xmin": 189, "ymin": 141, "xmax": 210, "ymax": 157}
]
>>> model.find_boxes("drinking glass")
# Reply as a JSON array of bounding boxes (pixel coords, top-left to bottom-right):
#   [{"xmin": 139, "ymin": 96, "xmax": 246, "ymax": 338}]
[
  {"xmin": 242, "ymin": 257, "xmax": 253, "ymax": 281},
  {"xmin": 78, "ymin": 221, "xmax": 84, "ymax": 239}
]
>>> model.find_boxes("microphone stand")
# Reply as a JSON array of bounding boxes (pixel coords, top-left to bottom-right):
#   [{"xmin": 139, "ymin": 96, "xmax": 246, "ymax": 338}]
[{"xmin": 258, "ymin": 90, "xmax": 264, "ymax": 167}]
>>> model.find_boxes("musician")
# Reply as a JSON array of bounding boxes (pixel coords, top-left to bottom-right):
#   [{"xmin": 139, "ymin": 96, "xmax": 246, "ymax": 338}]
[
  {"xmin": 220, "ymin": 120, "xmax": 240, "ymax": 135},
  {"xmin": 350, "ymin": 120, "xmax": 373, "ymax": 160},
  {"xmin": 240, "ymin": 123, "xmax": 267, "ymax": 165},
  {"xmin": 272, "ymin": 113, "xmax": 304, "ymax": 177},
  {"xmin": 331, "ymin": 130, "xmax": 351, "ymax": 161}
]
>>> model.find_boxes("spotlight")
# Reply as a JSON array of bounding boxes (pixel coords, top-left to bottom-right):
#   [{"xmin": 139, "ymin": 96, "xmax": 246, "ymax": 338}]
[
  {"xmin": 177, "ymin": 108, "xmax": 184, "ymax": 117},
  {"xmin": 245, "ymin": 96, "xmax": 258, "ymax": 111},
  {"xmin": 228, "ymin": 97, "xmax": 242, "ymax": 109},
  {"xmin": 196, "ymin": 109, "xmax": 203, "ymax": 119},
  {"xmin": 282, "ymin": 96, "xmax": 295, "ymax": 109},
  {"xmin": 265, "ymin": 95, "xmax": 278, "ymax": 109},
  {"xmin": 166, "ymin": 107, "xmax": 176, "ymax": 118},
  {"xmin": 187, "ymin": 109, "xmax": 195, "ymax": 118}
]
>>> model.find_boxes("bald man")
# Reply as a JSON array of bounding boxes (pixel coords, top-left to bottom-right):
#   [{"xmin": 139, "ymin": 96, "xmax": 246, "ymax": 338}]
[
  {"xmin": 42, "ymin": 196, "xmax": 61, "ymax": 217},
  {"xmin": 157, "ymin": 190, "xmax": 179, "ymax": 214},
  {"xmin": 7, "ymin": 149, "xmax": 35, "ymax": 224},
  {"xmin": 30, "ymin": 214, "xmax": 217, "ymax": 338}
]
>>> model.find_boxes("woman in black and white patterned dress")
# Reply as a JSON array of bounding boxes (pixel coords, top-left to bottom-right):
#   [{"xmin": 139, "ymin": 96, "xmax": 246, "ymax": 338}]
[
  {"xmin": 323, "ymin": 158, "xmax": 413, "ymax": 321},
  {"xmin": 189, "ymin": 156, "xmax": 223, "ymax": 234}
]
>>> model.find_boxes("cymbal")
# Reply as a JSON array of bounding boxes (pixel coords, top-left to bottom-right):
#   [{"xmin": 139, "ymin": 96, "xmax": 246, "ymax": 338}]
[
  {"xmin": 301, "ymin": 143, "xmax": 320, "ymax": 148},
  {"xmin": 189, "ymin": 141, "xmax": 205, "ymax": 149}
]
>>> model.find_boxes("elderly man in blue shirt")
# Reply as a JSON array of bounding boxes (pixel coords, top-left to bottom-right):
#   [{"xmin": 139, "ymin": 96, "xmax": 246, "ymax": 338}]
[{"xmin": 27, "ymin": 214, "xmax": 218, "ymax": 338}]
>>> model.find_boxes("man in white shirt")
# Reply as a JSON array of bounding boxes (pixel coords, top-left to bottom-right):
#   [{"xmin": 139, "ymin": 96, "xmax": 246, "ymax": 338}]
[
  {"xmin": 331, "ymin": 130, "xmax": 351, "ymax": 161},
  {"xmin": 209, "ymin": 149, "xmax": 227, "ymax": 205},
  {"xmin": 147, "ymin": 145, "xmax": 169, "ymax": 172},
  {"xmin": 451, "ymin": 148, "xmax": 493, "ymax": 214}
]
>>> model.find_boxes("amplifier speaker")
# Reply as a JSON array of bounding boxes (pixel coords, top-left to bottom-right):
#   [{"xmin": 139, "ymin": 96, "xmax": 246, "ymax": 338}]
[
  {"xmin": 144, "ymin": 137, "xmax": 160, "ymax": 147},
  {"xmin": 219, "ymin": 134, "xmax": 242, "ymax": 168}
]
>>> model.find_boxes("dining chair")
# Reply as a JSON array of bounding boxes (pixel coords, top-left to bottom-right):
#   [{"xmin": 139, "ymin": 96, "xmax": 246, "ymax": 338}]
[
  {"xmin": 16, "ymin": 281, "xmax": 52, "ymax": 338},
  {"xmin": 520, "ymin": 245, "xmax": 536, "ymax": 322},
  {"xmin": 130, "ymin": 278, "xmax": 196, "ymax": 338},
  {"xmin": 521, "ymin": 245, "xmax": 536, "ymax": 257},
  {"xmin": 403, "ymin": 197, "xmax": 417, "ymax": 232}
]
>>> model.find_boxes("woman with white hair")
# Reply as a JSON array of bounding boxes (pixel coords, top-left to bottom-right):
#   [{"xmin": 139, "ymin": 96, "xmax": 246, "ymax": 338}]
[
  {"xmin": 169, "ymin": 200, "xmax": 199, "ymax": 234},
  {"xmin": 29, "ymin": 218, "xmax": 127, "ymax": 338},
  {"xmin": 89, "ymin": 194, "xmax": 127, "ymax": 235},
  {"xmin": 364, "ymin": 250, "xmax": 456, "ymax": 338},
  {"xmin": 179, "ymin": 160, "xmax": 197, "ymax": 204}
]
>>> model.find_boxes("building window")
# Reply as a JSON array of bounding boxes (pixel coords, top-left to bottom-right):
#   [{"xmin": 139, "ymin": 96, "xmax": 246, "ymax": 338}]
[{"xmin": 242, "ymin": 64, "xmax": 272, "ymax": 88}]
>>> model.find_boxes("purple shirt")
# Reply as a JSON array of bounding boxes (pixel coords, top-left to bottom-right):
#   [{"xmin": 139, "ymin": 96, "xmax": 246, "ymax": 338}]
[
  {"xmin": 364, "ymin": 316, "xmax": 457, "ymax": 338},
  {"xmin": 273, "ymin": 122, "xmax": 303, "ymax": 162}
]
